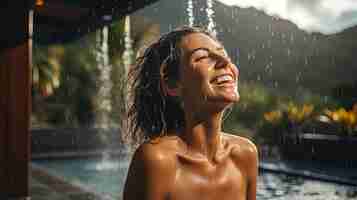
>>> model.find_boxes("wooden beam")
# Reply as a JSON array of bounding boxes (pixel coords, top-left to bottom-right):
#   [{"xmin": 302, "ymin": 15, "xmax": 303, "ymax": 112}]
[
  {"xmin": 35, "ymin": 3, "xmax": 89, "ymax": 21},
  {"xmin": 33, "ymin": 0, "xmax": 160, "ymax": 44},
  {"xmin": 0, "ymin": 2, "xmax": 31, "ymax": 199}
]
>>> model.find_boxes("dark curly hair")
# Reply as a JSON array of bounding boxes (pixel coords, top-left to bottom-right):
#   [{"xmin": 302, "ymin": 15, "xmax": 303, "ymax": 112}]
[{"xmin": 126, "ymin": 26, "xmax": 217, "ymax": 145}]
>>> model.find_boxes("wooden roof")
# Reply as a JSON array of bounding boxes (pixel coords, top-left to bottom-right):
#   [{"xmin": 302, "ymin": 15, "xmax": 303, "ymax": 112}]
[{"xmin": 34, "ymin": 0, "xmax": 159, "ymax": 44}]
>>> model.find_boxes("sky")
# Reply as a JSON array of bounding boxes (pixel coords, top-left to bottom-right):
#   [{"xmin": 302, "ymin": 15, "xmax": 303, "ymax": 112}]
[{"xmin": 216, "ymin": 0, "xmax": 357, "ymax": 34}]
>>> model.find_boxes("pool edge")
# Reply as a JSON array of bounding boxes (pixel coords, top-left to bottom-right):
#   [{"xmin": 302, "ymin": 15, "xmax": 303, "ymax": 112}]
[{"xmin": 31, "ymin": 163, "xmax": 116, "ymax": 200}]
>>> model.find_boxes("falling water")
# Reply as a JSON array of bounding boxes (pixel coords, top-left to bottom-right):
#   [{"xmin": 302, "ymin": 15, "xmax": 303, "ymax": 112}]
[
  {"xmin": 206, "ymin": 0, "xmax": 217, "ymax": 37},
  {"xmin": 121, "ymin": 15, "xmax": 133, "ymax": 129},
  {"xmin": 122, "ymin": 16, "xmax": 133, "ymax": 77},
  {"xmin": 187, "ymin": 0, "xmax": 194, "ymax": 26},
  {"xmin": 95, "ymin": 25, "xmax": 112, "ymax": 130},
  {"xmin": 120, "ymin": 15, "xmax": 133, "ymax": 154},
  {"xmin": 93, "ymin": 24, "xmax": 116, "ymax": 169},
  {"xmin": 94, "ymin": 16, "xmax": 133, "ymax": 169},
  {"xmin": 94, "ymin": 24, "xmax": 119, "ymax": 170}
]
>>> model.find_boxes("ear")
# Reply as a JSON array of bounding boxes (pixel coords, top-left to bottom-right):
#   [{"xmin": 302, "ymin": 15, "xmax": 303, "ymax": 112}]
[
  {"xmin": 166, "ymin": 85, "xmax": 181, "ymax": 97},
  {"xmin": 161, "ymin": 78, "xmax": 181, "ymax": 97}
]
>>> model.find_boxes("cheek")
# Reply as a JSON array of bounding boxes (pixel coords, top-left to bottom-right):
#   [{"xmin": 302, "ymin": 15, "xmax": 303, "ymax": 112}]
[
  {"xmin": 184, "ymin": 65, "xmax": 208, "ymax": 83},
  {"xmin": 181, "ymin": 70, "xmax": 209, "ymax": 97},
  {"xmin": 195, "ymin": 69, "xmax": 212, "ymax": 90}
]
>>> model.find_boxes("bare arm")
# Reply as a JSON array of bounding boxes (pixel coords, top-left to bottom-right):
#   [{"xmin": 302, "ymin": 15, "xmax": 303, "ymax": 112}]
[
  {"xmin": 246, "ymin": 142, "xmax": 258, "ymax": 200},
  {"xmin": 123, "ymin": 143, "xmax": 175, "ymax": 200}
]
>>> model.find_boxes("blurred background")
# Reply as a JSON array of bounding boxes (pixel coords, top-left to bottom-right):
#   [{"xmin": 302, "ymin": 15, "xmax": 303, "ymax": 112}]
[{"xmin": 30, "ymin": 0, "xmax": 357, "ymax": 199}]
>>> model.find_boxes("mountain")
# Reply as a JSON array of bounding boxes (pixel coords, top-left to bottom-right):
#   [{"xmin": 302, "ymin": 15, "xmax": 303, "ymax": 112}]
[{"xmin": 132, "ymin": 0, "xmax": 357, "ymax": 98}]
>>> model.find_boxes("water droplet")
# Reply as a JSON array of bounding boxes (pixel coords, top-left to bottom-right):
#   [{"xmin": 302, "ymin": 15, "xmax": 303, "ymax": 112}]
[
  {"xmin": 274, "ymin": 81, "xmax": 279, "ymax": 88},
  {"xmin": 257, "ymin": 75, "xmax": 261, "ymax": 81}
]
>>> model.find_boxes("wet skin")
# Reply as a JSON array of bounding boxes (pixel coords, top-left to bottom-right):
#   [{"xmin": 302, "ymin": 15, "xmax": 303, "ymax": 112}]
[{"xmin": 123, "ymin": 33, "xmax": 258, "ymax": 200}]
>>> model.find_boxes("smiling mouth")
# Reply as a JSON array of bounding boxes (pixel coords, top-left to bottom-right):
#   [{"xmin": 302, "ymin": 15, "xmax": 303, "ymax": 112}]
[{"xmin": 211, "ymin": 74, "xmax": 236, "ymax": 85}]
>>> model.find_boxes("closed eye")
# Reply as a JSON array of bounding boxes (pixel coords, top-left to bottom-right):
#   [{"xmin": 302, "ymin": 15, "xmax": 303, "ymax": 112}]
[
  {"xmin": 195, "ymin": 55, "xmax": 209, "ymax": 61},
  {"xmin": 191, "ymin": 47, "xmax": 230, "ymax": 63}
]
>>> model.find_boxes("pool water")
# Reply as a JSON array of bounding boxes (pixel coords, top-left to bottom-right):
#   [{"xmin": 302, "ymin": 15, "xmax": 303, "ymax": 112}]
[{"xmin": 33, "ymin": 156, "xmax": 357, "ymax": 200}]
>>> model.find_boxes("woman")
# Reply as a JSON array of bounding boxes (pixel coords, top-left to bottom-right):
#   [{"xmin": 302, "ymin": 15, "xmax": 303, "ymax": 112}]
[{"xmin": 124, "ymin": 26, "xmax": 258, "ymax": 200}]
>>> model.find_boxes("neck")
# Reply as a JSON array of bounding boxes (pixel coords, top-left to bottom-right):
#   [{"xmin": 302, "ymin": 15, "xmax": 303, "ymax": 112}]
[{"xmin": 181, "ymin": 111, "xmax": 224, "ymax": 162}]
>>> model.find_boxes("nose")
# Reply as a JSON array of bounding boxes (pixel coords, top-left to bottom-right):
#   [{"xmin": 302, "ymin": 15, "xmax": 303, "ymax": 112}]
[
  {"xmin": 214, "ymin": 52, "xmax": 239, "ymax": 74},
  {"xmin": 213, "ymin": 53, "xmax": 239, "ymax": 78},
  {"xmin": 214, "ymin": 52, "xmax": 231, "ymax": 69}
]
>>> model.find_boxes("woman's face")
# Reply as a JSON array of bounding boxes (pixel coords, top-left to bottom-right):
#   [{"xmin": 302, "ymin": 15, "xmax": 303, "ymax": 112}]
[{"xmin": 177, "ymin": 33, "xmax": 240, "ymax": 112}]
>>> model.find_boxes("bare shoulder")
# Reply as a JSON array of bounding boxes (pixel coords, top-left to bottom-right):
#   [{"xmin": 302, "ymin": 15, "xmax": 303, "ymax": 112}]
[
  {"xmin": 123, "ymin": 136, "xmax": 178, "ymax": 200},
  {"xmin": 222, "ymin": 133, "xmax": 258, "ymax": 183},
  {"xmin": 222, "ymin": 133, "xmax": 258, "ymax": 161},
  {"xmin": 132, "ymin": 136, "xmax": 179, "ymax": 170}
]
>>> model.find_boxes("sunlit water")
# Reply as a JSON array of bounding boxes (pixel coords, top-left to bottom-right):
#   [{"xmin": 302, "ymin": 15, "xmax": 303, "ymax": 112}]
[{"xmin": 33, "ymin": 156, "xmax": 357, "ymax": 200}]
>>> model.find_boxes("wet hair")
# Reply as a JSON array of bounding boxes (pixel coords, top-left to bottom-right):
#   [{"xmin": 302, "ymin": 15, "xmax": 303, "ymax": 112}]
[{"xmin": 126, "ymin": 26, "xmax": 216, "ymax": 145}]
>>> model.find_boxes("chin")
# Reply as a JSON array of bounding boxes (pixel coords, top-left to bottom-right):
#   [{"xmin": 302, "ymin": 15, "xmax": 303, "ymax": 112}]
[
  {"xmin": 210, "ymin": 99, "xmax": 238, "ymax": 112},
  {"xmin": 225, "ymin": 98, "xmax": 239, "ymax": 106},
  {"xmin": 221, "ymin": 93, "xmax": 240, "ymax": 104}
]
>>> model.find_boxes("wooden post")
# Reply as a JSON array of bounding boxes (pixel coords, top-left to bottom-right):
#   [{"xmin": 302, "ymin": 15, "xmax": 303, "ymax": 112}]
[{"xmin": 0, "ymin": 2, "xmax": 31, "ymax": 199}]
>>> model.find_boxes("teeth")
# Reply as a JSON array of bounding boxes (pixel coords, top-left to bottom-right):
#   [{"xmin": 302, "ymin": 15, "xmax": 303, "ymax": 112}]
[{"xmin": 216, "ymin": 75, "xmax": 233, "ymax": 83}]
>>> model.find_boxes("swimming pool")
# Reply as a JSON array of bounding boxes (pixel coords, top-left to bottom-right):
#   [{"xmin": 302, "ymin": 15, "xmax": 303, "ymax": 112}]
[{"xmin": 33, "ymin": 156, "xmax": 357, "ymax": 200}]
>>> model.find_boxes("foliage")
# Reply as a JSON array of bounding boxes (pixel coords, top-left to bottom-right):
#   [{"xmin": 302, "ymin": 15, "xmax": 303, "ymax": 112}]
[
  {"xmin": 223, "ymin": 82, "xmax": 279, "ymax": 131},
  {"xmin": 223, "ymin": 81, "xmax": 344, "ymax": 144},
  {"xmin": 32, "ymin": 45, "xmax": 64, "ymax": 97},
  {"xmin": 31, "ymin": 18, "xmax": 156, "ymax": 128},
  {"xmin": 109, "ymin": 19, "xmax": 129, "ymax": 125},
  {"xmin": 258, "ymin": 101, "xmax": 357, "ymax": 144},
  {"xmin": 257, "ymin": 102, "xmax": 315, "ymax": 144},
  {"xmin": 321, "ymin": 104, "xmax": 357, "ymax": 136},
  {"xmin": 331, "ymin": 81, "xmax": 357, "ymax": 109},
  {"xmin": 32, "ymin": 33, "xmax": 99, "ymax": 127}
]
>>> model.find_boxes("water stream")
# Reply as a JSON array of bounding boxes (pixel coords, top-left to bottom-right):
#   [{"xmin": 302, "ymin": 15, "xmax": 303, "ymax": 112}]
[
  {"xmin": 206, "ymin": 0, "xmax": 217, "ymax": 37},
  {"xmin": 187, "ymin": 0, "xmax": 194, "ymax": 26},
  {"xmin": 94, "ymin": 16, "xmax": 133, "ymax": 166},
  {"xmin": 122, "ymin": 16, "xmax": 133, "ymax": 77},
  {"xmin": 95, "ymin": 25, "xmax": 112, "ymax": 131}
]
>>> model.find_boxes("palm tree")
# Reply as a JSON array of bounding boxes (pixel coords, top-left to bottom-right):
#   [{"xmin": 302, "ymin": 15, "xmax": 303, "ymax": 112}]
[{"xmin": 32, "ymin": 45, "xmax": 63, "ymax": 97}]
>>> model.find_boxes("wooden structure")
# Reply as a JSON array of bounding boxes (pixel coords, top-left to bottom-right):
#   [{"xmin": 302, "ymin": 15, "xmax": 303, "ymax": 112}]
[
  {"xmin": 0, "ymin": 0, "xmax": 157, "ymax": 198},
  {"xmin": 0, "ymin": 2, "xmax": 32, "ymax": 198},
  {"xmin": 281, "ymin": 133, "xmax": 357, "ymax": 162}
]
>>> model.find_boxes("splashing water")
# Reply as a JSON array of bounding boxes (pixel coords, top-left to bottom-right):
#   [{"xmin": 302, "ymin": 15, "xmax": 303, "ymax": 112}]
[
  {"xmin": 206, "ymin": 0, "xmax": 217, "ymax": 37},
  {"xmin": 94, "ymin": 17, "xmax": 133, "ymax": 165},
  {"xmin": 89, "ymin": 152, "xmax": 120, "ymax": 171},
  {"xmin": 187, "ymin": 0, "xmax": 194, "ymax": 26}
]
